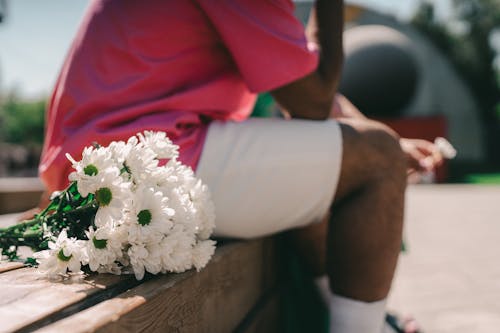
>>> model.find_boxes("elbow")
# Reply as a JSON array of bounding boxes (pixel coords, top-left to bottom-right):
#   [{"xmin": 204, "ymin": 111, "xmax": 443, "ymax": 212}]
[
  {"xmin": 292, "ymin": 98, "xmax": 333, "ymax": 121},
  {"xmin": 310, "ymin": 99, "xmax": 334, "ymax": 120},
  {"xmin": 309, "ymin": 84, "xmax": 337, "ymax": 120}
]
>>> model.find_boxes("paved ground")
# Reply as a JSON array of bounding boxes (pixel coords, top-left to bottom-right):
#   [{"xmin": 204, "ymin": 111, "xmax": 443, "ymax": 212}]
[{"xmin": 388, "ymin": 185, "xmax": 500, "ymax": 333}]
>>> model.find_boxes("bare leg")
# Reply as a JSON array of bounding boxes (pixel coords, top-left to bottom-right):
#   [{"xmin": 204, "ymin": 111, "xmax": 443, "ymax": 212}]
[
  {"xmin": 289, "ymin": 212, "xmax": 328, "ymax": 276},
  {"xmin": 290, "ymin": 117, "xmax": 407, "ymax": 302}
]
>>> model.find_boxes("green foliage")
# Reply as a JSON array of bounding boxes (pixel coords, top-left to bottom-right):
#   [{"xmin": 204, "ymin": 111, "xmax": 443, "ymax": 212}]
[
  {"xmin": 0, "ymin": 182, "xmax": 98, "ymax": 261},
  {"xmin": 412, "ymin": 0, "xmax": 500, "ymax": 120},
  {"xmin": 412, "ymin": 0, "xmax": 500, "ymax": 165},
  {"xmin": 0, "ymin": 94, "xmax": 46, "ymax": 145},
  {"xmin": 251, "ymin": 93, "xmax": 276, "ymax": 118}
]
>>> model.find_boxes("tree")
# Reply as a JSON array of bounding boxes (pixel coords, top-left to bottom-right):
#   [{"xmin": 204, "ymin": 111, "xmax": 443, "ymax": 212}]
[
  {"xmin": 412, "ymin": 0, "xmax": 500, "ymax": 165},
  {"xmin": 0, "ymin": 93, "xmax": 45, "ymax": 146},
  {"xmin": 0, "ymin": 0, "xmax": 6, "ymax": 24}
]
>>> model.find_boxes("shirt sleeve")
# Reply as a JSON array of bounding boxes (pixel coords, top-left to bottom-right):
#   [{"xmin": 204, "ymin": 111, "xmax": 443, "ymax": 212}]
[{"xmin": 195, "ymin": 0, "xmax": 319, "ymax": 93}]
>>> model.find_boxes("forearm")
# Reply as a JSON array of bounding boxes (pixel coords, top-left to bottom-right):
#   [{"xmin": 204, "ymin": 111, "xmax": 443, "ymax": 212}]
[
  {"xmin": 270, "ymin": 1, "xmax": 345, "ymax": 120},
  {"xmin": 331, "ymin": 94, "xmax": 367, "ymax": 120},
  {"xmin": 309, "ymin": 0, "xmax": 344, "ymax": 91}
]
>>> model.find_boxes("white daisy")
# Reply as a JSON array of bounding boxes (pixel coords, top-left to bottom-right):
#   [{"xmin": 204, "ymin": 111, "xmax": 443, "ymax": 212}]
[
  {"xmin": 85, "ymin": 226, "xmax": 124, "ymax": 272},
  {"xmin": 191, "ymin": 240, "xmax": 216, "ymax": 271},
  {"xmin": 126, "ymin": 185, "xmax": 174, "ymax": 244},
  {"xmin": 33, "ymin": 131, "xmax": 217, "ymax": 281},
  {"xmin": 93, "ymin": 170, "xmax": 132, "ymax": 227},
  {"xmin": 149, "ymin": 163, "xmax": 181, "ymax": 191},
  {"xmin": 127, "ymin": 243, "xmax": 162, "ymax": 280},
  {"xmin": 33, "ymin": 230, "xmax": 87, "ymax": 278},
  {"xmin": 159, "ymin": 229, "xmax": 195, "ymax": 273},
  {"xmin": 96, "ymin": 261, "xmax": 122, "ymax": 275},
  {"xmin": 188, "ymin": 180, "xmax": 216, "ymax": 240},
  {"xmin": 167, "ymin": 188, "xmax": 196, "ymax": 233},
  {"xmin": 66, "ymin": 146, "xmax": 119, "ymax": 197},
  {"xmin": 157, "ymin": 163, "xmax": 214, "ymax": 239},
  {"xmin": 108, "ymin": 140, "xmax": 133, "ymax": 180},
  {"xmin": 138, "ymin": 131, "xmax": 179, "ymax": 160},
  {"xmin": 123, "ymin": 140, "xmax": 159, "ymax": 184}
]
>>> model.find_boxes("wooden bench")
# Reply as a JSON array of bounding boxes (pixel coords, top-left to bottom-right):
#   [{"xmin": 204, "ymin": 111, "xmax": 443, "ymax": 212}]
[
  {"xmin": 0, "ymin": 178, "xmax": 44, "ymax": 214},
  {"xmin": 0, "ymin": 178, "xmax": 326, "ymax": 332},
  {"xmin": 0, "ymin": 237, "xmax": 288, "ymax": 333},
  {"xmin": 0, "ymin": 179, "xmax": 302, "ymax": 333}
]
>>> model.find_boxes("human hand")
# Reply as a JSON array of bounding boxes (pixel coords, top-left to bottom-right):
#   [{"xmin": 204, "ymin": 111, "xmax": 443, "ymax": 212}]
[{"xmin": 399, "ymin": 138, "xmax": 444, "ymax": 175}]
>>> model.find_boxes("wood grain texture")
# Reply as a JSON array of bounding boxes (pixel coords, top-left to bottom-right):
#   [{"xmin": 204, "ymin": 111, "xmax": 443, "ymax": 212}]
[
  {"xmin": 35, "ymin": 238, "xmax": 283, "ymax": 333},
  {"xmin": 0, "ymin": 261, "xmax": 24, "ymax": 273},
  {"xmin": 236, "ymin": 291, "xmax": 283, "ymax": 333},
  {"xmin": 0, "ymin": 177, "xmax": 44, "ymax": 214},
  {"xmin": 0, "ymin": 267, "xmax": 137, "ymax": 333}
]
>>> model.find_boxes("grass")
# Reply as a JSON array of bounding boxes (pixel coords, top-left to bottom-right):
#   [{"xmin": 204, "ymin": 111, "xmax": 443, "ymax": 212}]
[{"xmin": 465, "ymin": 173, "xmax": 500, "ymax": 184}]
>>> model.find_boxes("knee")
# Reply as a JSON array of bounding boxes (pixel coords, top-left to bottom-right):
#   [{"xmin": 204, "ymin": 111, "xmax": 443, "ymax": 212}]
[
  {"xmin": 341, "ymin": 119, "xmax": 407, "ymax": 181},
  {"xmin": 365, "ymin": 122, "xmax": 406, "ymax": 173}
]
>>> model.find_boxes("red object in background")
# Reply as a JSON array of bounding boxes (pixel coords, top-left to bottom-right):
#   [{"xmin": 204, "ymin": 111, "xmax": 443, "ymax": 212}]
[{"xmin": 377, "ymin": 115, "xmax": 449, "ymax": 183}]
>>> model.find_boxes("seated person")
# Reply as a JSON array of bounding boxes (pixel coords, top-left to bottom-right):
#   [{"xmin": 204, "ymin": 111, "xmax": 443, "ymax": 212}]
[{"xmin": 37, "ymin": 1, "xmax": 441, "ymax": 332}]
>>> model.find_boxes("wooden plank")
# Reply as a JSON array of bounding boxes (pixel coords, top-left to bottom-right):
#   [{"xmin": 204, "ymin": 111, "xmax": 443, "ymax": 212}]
[
  {"xmin": 0, "ymin": 191, "xmax": 43, "ymax": 214},
  {"xmin": 0, "ymin": 266, "xmax": 138, "ymax": 333},
  {"xmin": 0, "ymin": 213, "xmax": 20, "ymax": 228},
  {"xmin": 35, "ymin": 238, "xmax": 283, "ymax": 333},
  {"xmin": 0, "ymin": 261, "xmax": 24, "ymax": 273},
  {"xmin": 240, "ymin": 292, "xmax": 282, "ymax": 333},
  {"xmin": 0, "ymin": 178, "xmax": 44, "ymax": 214},
  {"xmin": 0, "ymin": 178, "xmax": 44, "ymax": 193},
  {"xmin": 234, "ymin": 287, "xmax": 283, "ymax": 333}
]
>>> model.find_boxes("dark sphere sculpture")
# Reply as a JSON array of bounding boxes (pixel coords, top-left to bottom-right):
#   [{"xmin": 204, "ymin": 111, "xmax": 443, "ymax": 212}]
[{"xmin": 339, "ymin": 25, "xmax": 419, "ymax": 118}]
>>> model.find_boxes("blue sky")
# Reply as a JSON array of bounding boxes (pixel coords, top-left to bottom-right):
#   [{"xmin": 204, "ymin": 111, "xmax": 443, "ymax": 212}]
[
  {"xmin": 0, "ymin": 0, "xmax": 87, "ymax": 98},
  {"xmin": 0, "ymin": 0, "xmax": 452, "ymax": 98}
]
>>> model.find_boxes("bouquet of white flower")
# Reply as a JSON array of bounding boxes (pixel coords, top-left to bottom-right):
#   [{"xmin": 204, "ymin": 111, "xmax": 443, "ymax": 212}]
[{"xmin": 0, "ymin": 131, "xmax": 216, "ymax": 280}]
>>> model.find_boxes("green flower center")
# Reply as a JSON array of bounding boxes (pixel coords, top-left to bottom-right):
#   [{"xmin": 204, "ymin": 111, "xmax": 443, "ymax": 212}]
[
  {"xmin": 95, "ymin": 187, "xmax": 112, "ymax": 206},
  {"xmin": 57, "ymin": 249, "xmax": 72, "ymax": 262},
  {"xmin": 92, "ymin": 236, "xmax": 108, "ymax": 249},
  {"xmin": 84, "ymin": 164, "xmax": 99, "ymax": 176},
  {"xmin": 137, "ymin": 209, "xmax": 152, "ymax": 226}
]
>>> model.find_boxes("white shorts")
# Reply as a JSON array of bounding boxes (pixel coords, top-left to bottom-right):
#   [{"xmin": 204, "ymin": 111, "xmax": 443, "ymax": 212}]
[{"xmin": 196, "ymin": 118, "xmax": 343, "ymax": 239}]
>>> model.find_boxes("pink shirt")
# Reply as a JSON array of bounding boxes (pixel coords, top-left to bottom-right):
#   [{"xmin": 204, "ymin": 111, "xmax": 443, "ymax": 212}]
[{"xmin": 40, "ymin": 0, "xmax": 318, "ymax": 192}]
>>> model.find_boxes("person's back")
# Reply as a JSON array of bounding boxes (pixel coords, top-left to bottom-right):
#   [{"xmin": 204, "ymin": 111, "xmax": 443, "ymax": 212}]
[
  {"xmin": 42, "ymin": 0, "xmax": 316, "ymax": 192},
  {"xmin": 41, "ymin": 1, "xmax": 247, "ymax": 192}
]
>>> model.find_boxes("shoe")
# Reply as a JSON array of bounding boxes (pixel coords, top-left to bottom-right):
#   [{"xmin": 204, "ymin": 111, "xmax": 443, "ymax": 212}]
[{"xmin": 385, "ymin": 312, "xmax": 422, "ymax": 333}]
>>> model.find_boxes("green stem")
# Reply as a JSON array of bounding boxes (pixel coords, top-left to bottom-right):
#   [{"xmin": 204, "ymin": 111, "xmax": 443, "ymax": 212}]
[
  {"xmin": 0, "ymin": 218, "xmax": 39, "ymax": 234},
  {"xmin": 0, "ymin": 182, "xmax": 98, "ymax": 260}
]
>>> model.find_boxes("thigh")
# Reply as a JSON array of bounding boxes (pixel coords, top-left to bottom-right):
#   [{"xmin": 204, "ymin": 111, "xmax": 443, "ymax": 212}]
[{"xmin": 195, "ymin": 118, "xmax": 342, "ymax": 239}]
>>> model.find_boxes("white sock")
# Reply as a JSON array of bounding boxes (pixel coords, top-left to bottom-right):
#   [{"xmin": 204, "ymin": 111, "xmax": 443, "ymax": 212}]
[{"xmin": 314, "ymin": 276, "xmax": 387, "ymax": 333}]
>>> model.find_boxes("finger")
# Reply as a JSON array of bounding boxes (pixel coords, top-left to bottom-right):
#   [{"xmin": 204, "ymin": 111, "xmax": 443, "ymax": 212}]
[
  {"xmin": 424, "ymin": 145, "xmax": 444, "ymax": 167},
  {"xmin": 407, "ymin": 151, "xmax": 428, "ymax": 172},
  {"xmin": 411, "ymin": 139, "xmax": 444, "ymax": 168},
  {"xmin": 411, "ymin": 139, "xmax": 436, "ymax": 155},
  {"xmin": 406, "ymin": 170, "xmax": 422, "ymax": 184},
  {"xmin": 401, "ymin": 142, "xmax": 429, "ymax": 171}
]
